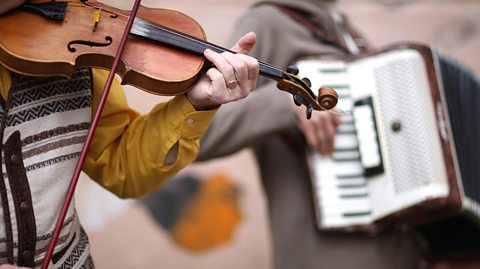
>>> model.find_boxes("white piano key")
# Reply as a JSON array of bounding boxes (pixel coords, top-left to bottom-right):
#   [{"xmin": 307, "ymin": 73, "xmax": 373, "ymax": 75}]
[
  {"xmin": 332, "ymin": 150, "xmax": 360, "ymax": 161},
  {"xmin": 356, "ymin": 126, "xmax": 376, "ymax": 141},
  {"xmin": 341, "ymin": 114, "xmax": 354, "ymax": 124},
  {"xmin": 316, "ymin": 178, "xmax": 341, "ymax": 187},
  {"xmin": 320, "ymin": 199, "xmax": 371, "ymax": 215},
  {"xmin": 313, "ymin": 157, "xmax": 335, "ymax": 173},
  {"xmin": 358, "ymin": 140, "xmax": 378, "ymax": 154},
  {"xmin": 319, "ymin": 182, "xmax": 366, "ymax": 192},
  {"xmin": 353, "ymin": 105, "xmax": 372, "ymax": 119},
  {"xmin": 361, "ymin": 153, "xmax": 381, "ymax": 168},
  {"xmin": 335, "ymin": 88, "xmax": 350, "ymax": 98},
  {"xmin": 337, "ymin": 98, "xmax": 353, "ymax": 112},
  {"xmin": 321, "ymin": 213, "xmax": 372, "ymax": 228},
  {"xmin": 319, "ymin": 186, "xmax": 368, "ymax": 198},
  {"xmin": 314, "ymin": 160, "xmax": 363, "ymax": 177},
  {"xmin": 334, "ymin": 133, "xmax": 359, "ymax": 150},
  {"xmin": 317, "ymin": 190, "xmax": 369, "ymax": 205},
  {"xmin": 353, "ymin": 115, "xmax": 373, "ymax": 128},
  {"xmin": 316, "ymin": 177, "xmax": 366, "ymax": 188},
  {"xmin": 358, "ymin": 139, "xmax": 381, "ymax": 168},
  {"xmin": 337, "ymin": 123, "xmax": 356, "ymax": 134},
  {"xmin": 296, "ymin": 60, "xmax": 346, "ymax": 73}
]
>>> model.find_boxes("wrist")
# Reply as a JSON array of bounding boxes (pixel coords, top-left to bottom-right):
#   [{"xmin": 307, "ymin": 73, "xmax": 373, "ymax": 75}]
[{"xmin": 185, "ymin": 93, "xmax": 220, "ymax": 111}]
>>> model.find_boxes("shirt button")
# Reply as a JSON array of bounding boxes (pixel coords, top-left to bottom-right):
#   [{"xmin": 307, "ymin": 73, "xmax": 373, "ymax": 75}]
[
  {"xmin": 186, "ymin": 118, "xmax": 194, "ymax": 125},
  {"xmin": 10, "ymin": 154, "xmax": 21, "ymax": 165},
  {"xmin": 22, "ymin": 250, "xmax": 31, "ymax": 260},
  {"xmin": 20, "ymin": 201, "xmax": 30, "ymax": 213}
]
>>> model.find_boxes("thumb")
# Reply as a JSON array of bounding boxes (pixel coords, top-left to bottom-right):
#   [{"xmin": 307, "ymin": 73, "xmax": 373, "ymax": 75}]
[{"xmin": 229, "ymin": 32, "xmax": 257, "ymax": 54}]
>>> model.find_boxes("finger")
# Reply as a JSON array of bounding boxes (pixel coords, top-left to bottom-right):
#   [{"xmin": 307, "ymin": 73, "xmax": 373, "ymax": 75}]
[
  {"xmin": 223, "ymin": 53, "xmax": 248, "ymax": 87},
  {"xmin": 222, "ymin": 54, "xmax": 257, "ymax": 98},
  {"xmin": 205, "ymin": 68, "xmax": 242, "ymax": 103},
  {"xmin": 205, "ymin": 68, "xmax": 227, "ymax": 92},
  {"xmin": 229, "ymin": 32, "xmax": 257, "ymax": 54},
  {"xmin": 304, "ymin": 124, "xmax": 321, "ymax": 152},
  {"xmin": 321, "ymin": 114, "xmax": 337, "ymax": 155},
  {"xmin": 204, "ymin": 49, "xmax": 236, "ymax": 86},
  {"xmin": 233, "ymin": 53, "xmax": 260, "ymax": 81},
  {"xmin": 333, "ymin": 114, "xmax": 342, "ymax": 126},
  {"xmin": 312, "ymin": 114, "xmax": 334, "ymax": 155}
]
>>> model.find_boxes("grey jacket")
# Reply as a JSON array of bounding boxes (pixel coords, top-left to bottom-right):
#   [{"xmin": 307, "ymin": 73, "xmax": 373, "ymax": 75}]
[{"xmin": 197, "ymin": 1, "xmax": 422, "ymax": 268}]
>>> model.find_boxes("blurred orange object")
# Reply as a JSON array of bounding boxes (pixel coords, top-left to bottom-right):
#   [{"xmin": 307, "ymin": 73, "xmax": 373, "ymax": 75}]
[{"xmin": 170, "ymin": 174, "xmax": 242, "ymax": 251}]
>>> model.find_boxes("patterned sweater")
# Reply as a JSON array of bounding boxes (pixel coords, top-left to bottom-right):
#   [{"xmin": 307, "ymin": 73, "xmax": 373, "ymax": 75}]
[{"xmin": 0, "ymin": 69, "xmax": 93, "ymax": 268}]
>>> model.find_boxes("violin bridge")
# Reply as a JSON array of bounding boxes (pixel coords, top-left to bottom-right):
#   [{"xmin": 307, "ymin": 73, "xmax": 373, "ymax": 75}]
[{"xmin": 93, "ymin": 8, "xmax": 102, "ymax": 32}]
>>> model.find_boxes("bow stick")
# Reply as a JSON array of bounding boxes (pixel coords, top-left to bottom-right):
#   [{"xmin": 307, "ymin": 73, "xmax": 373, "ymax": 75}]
[{"xmin": 41, "ymin": 0, "xmax": 144, "ymax": 267}]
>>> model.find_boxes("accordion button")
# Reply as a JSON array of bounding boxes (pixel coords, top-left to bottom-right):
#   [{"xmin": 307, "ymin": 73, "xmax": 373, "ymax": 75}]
[{"xmin": 391, "ymin": 121, "xmax": 402, "ymax": 132}]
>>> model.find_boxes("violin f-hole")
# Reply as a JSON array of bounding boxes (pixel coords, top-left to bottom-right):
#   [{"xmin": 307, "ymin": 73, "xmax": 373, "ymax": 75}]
[{"xmin": 67, "ymin": 36, "xmax": 113, "ymax": 52}]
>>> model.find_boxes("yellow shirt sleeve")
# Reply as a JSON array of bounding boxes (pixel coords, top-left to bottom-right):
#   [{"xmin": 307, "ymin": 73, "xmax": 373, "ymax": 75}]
[{"xmin": 83, "ymin": 69, "xmax": 217, "ymax": 198}]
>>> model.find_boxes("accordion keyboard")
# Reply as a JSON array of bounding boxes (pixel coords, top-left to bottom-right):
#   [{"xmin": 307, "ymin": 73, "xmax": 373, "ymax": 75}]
[
  {"xmin": 310, "ymin": 92, "xmax": 378, "ymax": 228},
  {"xmin": 297, "ymin": 59, "xmax": 386, "ymax": 228}
]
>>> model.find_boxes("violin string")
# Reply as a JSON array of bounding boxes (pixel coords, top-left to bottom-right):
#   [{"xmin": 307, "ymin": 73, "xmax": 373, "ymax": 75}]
[
  {"xmin": 65, "ymin": 2, "xmax": 285, "ymax": 77},
  {"xmin": 328, "ymin": 106, "xmax": 350, "ymax": 115},
  {"xmin": 64, "ymin": 2, "xmax": 341, "ymax": 112},
  {"xmin": 132, "ymin": 17, "xmax": 289, "ymax": 82},
  {"xmin": 62, "ymin": 1, "xmax": 310, "ymax": 82}
]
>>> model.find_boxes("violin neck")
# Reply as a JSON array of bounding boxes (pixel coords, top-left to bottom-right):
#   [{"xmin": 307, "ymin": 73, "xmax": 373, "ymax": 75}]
[{"xmin": 130, "ymin": 18, "xmax": 285, "ymax": 82}]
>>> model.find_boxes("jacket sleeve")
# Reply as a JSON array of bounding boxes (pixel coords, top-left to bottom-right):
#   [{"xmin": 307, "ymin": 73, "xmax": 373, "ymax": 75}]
[
  {"xmin": 83, "ymin": 69, "xmax": 217, "ymax": 198},
  {"xmin": 196, "ymin": 6, "xmax": 303, "ymax": 161},
  {"xmin": 197, "ymin": 82, "xmax": 296, "ymax": 161}
]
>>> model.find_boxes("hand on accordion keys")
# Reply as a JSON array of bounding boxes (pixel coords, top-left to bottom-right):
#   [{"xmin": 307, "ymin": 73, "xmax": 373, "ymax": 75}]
[{"xmin": 292, "ymin": 103, "xmax": 342, "ymax": 155}]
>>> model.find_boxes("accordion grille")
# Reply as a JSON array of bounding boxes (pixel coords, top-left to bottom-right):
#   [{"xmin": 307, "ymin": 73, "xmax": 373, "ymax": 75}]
[{"xmin": 374, "ymin": 56, "xmax": 446, "ymax": 195}]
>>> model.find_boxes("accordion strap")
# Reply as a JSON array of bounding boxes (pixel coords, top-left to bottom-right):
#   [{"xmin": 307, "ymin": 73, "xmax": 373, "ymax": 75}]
[{"xmin": 266, "ymin": 3, "xmax": 369, "ymax": 55}]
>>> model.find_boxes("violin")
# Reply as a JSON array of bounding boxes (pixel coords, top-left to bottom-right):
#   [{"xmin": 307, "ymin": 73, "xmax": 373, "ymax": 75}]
[{"xmin": 0, "ymin": 0, "xmax": 338, "ymax": 118}]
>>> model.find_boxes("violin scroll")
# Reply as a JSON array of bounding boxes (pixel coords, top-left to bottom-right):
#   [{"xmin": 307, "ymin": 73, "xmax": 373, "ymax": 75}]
[
  {"xmin": 317, "ymin": 86, "xmax": 338, "ymax": 110},
  {"xmin": 275, "ymin": 71, "xmax": 338, "ymax": 119}
]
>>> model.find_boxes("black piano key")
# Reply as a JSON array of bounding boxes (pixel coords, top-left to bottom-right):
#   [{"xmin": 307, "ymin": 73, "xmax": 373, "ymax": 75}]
[
  {"xmin": 318, "ymin": 67, "xmax": 347, "ymax": 73},
  {"xmin": 334, "ymin": 147, "xmax": 359, "ymax": 152},
  {"xmin": 343, "ymin": 211, "xmax": 372, "ymax": 217},
  {"xmin": 337, "ymin": 174, "xmax": 363, "ymax": 179},
  {"xmin": 324, "ymin": 84, "xmax": 349, "ymax": 90},
  {"xmin": 340, "ymin": 193, "xmax": 369, "ymax": 199},
  {"xmin": 338, "ymin": 183, "xmax": 366, "ymax": 189},
  {"xmin": 336, "ymin": 125, "xmax": 356, "ymax": 135},
  {"xmin": 333, "ymin": 155, "xmax": 361, "ymax": 162}
]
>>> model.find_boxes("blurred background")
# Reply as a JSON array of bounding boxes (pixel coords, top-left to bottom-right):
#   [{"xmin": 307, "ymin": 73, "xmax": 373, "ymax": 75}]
[{"xmin": 75, "ymin": 0, "xmax": 480, "ymax": 268}]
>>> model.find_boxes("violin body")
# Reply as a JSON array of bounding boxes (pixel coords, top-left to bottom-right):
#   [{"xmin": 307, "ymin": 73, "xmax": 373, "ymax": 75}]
[{"xmin": 0, "ymin": 0, "xmax": 206, "ymax": 95}]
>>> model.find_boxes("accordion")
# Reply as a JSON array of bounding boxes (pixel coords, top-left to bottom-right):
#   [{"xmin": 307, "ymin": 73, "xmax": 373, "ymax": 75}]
[{"xmin": 298, "ymin": 44, "xmax": 480, "ymax": 233}]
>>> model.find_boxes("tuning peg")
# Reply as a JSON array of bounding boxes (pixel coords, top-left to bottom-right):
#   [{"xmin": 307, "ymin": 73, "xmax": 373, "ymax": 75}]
[
  {"xmin": 287, "ymin": 65, "xmax": 299, "ymax": 75},
  {"xmin": 306, "ymin": 102, "xmax": 313, "ymax": 119},
  {"xmin": 302, "ymin": 77, "xmax": 312, "ymax": 87},
  {"xmin": 293, "ymin": 91, "xmax": 303, "ymax": 106}
]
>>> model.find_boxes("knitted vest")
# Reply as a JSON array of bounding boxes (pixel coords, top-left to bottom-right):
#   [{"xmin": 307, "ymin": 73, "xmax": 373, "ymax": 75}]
[{"xmin": 0, "ymin": 69, "xmax": 94, "ymax": 268}]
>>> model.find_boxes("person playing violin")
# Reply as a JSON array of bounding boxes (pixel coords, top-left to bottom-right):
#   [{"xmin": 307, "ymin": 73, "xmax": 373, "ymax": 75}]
[{"xmin": 0, "ymin": 1, "xmax": 260, "ymax": 268}]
